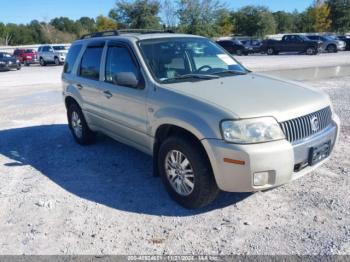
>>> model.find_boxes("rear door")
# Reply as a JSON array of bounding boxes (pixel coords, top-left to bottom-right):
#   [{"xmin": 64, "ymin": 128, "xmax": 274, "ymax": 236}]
[
  {"xmin": 42, "ymin": 46, "xmax": 50, "ymax": 61},
  {"xmin": 75, "ymin": 41, "xmax": 106, "ymax": 128},
  {"xmin": 47, "ymin": 46, "xmax": 55, "ymax": 61}
]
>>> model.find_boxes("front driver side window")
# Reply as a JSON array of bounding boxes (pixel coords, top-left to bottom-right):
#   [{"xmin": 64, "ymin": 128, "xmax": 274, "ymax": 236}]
[{"xmin": 105, "ymin": 46, "xmax": 139, "ymax": 86}]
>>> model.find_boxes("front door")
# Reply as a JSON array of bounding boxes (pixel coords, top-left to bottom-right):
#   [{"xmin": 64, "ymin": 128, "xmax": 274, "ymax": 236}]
[{"xmin": 97, "ymin": 42, "xmax": 150, "ymax": 152}]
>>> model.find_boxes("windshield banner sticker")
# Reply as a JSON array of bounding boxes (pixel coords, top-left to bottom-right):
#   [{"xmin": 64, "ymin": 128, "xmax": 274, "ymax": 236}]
[{"xmin": 217, "ymin": 54, "xmax": 237, "ymax": 65}]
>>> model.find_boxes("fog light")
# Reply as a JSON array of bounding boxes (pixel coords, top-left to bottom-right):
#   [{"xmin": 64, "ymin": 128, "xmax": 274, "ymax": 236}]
[{"xmin": 253, "ymin": 172, "xmax": 269, "ymax": 186}]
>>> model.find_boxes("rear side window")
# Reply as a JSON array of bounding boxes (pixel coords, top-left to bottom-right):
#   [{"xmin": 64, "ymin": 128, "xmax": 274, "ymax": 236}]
[
  {"xmin": 80, "ymin": 46, "xmax": 103, "ymax": 80},
  {"xmin": 64, "ymin": 44, "xmax": 82, "ymax": 74},
  {"xmin": 105, "ymin": 46, "xmax": 139, "ymax": 84}
]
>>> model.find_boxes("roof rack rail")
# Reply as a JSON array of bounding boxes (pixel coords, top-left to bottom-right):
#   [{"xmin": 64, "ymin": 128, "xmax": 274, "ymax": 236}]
[
  {"xmin": 118, "ymin": 29, "xmax": 174, "ymax": 34},
  {"xmin": 80, "ymin": 29, "xmax": 174, "ymax": 39},
  {"xmin": 80, "ymin": 30, "xmax": 119, "ymax": 40}
]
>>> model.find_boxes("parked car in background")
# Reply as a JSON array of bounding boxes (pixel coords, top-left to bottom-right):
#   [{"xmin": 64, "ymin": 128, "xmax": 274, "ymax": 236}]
[
  {"xmin": 216, "ymin": 39, "xmax": 249, "ymax": 55},
  {"xmin": 335, "ymin": 35, "xmax": 350, "ymax": 51},
  {"xmin": 13, "ymin": 49, "xmax": 39, "ymax": 66},
  {"xmin": 240, "ymin": 39, "xmax": 263, "ymax": 54},
  {"xmin": 0, "ymin": 52, "xmax": 21, "ymax": 71},
  {"xmin": 62, "ymin": 30, "xmax": 339, "ymax": 208},
  {"xmin": 306, "ymin": 35, "xmax": 346, "ymax": 53},
  {"xmin": 38, "ymin": 45, "xmax": 68, "ymax": 66},
  {"xmin": 262, "ymin": 34, "xmax": 321, "ymax": 55}
]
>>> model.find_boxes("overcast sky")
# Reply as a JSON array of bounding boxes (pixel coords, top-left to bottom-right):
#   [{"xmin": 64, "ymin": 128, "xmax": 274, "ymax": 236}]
[{"xmin": 1, "ymin": 0, "xmax": 313, "ymax": 24}]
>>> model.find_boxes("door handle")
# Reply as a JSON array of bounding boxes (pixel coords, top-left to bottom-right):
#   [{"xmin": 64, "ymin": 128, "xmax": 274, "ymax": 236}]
[
  {"xmin": 76, "ymin": 84, "xmax": 83, "ymax": 90},
  {"xmin": 103, "ymin": 90, "xmax": 113, "ymax": 99}
]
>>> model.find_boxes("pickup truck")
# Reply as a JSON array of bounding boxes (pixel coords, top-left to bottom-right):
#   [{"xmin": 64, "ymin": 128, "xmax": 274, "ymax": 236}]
[
  {"xmin": 13, "ymin": 49, "xmax": 39, "ymax": 66},
  {"xmin": 262, "ymin": 35, "xmax": 321, "ymax": 55}
]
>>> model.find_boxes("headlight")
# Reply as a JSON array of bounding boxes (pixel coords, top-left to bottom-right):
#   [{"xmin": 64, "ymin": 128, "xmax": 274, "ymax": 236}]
[{"xmin": 221, "ymin": 117, "xmax": 285, "ymax": 143}]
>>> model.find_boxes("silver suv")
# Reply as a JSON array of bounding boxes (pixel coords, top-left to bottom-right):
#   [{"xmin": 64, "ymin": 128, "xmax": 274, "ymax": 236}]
[
  {"xmin": 62, "ymin": 30, "xmax": 340, "ymax": 208},
  {"xmin": 38, "ymin": 45, "xmax": 68, "ymax": 66},
  {"xmin": 307, "ymin": 35, "xmax": 346, "ymax": 52}
]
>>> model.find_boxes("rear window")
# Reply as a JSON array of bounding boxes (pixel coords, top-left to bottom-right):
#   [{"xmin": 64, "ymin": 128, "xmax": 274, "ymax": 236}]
[
  {"xmin": 25, "ymin": 49, "xmax": 35, "ymax": 53},
  {"xmin": 64, "ymin": 44, "xmax": 82, "ymax": 74},
  {"xmin": 53, "ymin": 46, "xmax": 68, "ymax": 51},
  {"xmin": 79, "ymin": 46, "xmax": 103, "ymax": 80}
]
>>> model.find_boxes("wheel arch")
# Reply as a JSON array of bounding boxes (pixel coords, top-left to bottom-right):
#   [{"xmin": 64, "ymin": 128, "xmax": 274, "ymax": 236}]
[
  {"xmin": 152, "ymin": 123, "xmax": 213, "ymax": 178},
  {"xmin": 65, "ymin": 96, "xmax": 80, "ymax": 110}
]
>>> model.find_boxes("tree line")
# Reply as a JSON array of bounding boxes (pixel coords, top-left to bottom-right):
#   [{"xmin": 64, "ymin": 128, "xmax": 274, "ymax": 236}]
[{"xmin": 1, "ymin": 0, "xmax": 350, "ymax": 46}]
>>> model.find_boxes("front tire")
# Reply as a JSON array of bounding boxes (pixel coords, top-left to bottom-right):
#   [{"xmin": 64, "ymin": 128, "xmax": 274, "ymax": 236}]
[
  {"xmin": 68, "ymin": 103, "xmax": 96, "ymax": 145},
  {"xmin": 158, "ymin": 136, "xmax": 219, "ymax": 209},
  {"xmin": 54, "ymin": 57, "xmax": 60, "ymax": 66}
]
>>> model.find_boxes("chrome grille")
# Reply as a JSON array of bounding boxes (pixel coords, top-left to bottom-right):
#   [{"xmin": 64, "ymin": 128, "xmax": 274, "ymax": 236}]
[{"xmin": 279, "ymin": 107, "xmax": 332, "ymax": 143}]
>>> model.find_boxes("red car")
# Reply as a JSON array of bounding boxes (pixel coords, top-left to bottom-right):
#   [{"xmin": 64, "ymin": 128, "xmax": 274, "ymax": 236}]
[{"xmin": 13, "ymin": 49, "xmax": 39, "ymax": 66}]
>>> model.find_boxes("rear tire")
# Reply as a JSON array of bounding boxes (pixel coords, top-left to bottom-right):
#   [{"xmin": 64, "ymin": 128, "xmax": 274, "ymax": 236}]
[
  {"xmin": 40, "ymin": 58, "xmax": 46, "ymax": 66},
  {"xmin": 236, "ymin": 49, "xmax": 243, "ymax": 56},
  {"xmin": 67, "ymin": 103, "xmax": 96, "ymax": 145},
  {"xmin": 306, "ymin": 47, "xmax": 316, "ymax": 55},
  {"xmin": 54, "ymin": 57, "xmax": 60, "ymax": 66},
  {"xmin": 267, "ymin": 47, "xmax": 275, "ymax": 55},
  {"xmin": 158, "ymin": 136, "xmax": 219, "ymax": 209}
]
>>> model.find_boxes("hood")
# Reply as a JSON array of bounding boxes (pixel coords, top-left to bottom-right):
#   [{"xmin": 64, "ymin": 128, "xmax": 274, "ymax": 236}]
[
  {"xmin": 1, "ymin": 56, "xmax": 17, "ymax": 62},
  {"xmin": 162, "ymin": 73, "xmax": 330, "ymax": 122}
]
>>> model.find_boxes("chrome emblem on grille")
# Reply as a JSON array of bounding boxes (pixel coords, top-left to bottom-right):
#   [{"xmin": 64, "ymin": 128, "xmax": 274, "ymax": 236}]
[{"xmin": 310, "ymin": 116, "xmax": 320, "ymax": 132}]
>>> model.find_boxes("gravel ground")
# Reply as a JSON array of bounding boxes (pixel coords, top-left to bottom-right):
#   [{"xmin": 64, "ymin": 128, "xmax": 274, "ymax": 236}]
[{"xmin": 0, "ymin": 53, "xmax": 349, "ymax": 255}]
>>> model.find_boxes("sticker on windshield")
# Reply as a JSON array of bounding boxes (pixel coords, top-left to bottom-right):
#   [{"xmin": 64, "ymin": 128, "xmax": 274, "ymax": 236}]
[{"xmin": 217, "ymin": 54, "xmax": 237, "ymax": 65}]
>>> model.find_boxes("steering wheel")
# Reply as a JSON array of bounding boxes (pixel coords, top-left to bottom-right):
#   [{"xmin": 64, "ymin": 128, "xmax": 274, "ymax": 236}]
[{"xmin": 196, "ymin": 65, "xmax": 212, "ymax": 73}]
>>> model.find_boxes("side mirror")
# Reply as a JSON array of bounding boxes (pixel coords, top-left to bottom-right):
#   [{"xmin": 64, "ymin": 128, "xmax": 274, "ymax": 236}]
[{"xmin": 113, "ymin": 72, "xmax": 139, "ymax": 88}]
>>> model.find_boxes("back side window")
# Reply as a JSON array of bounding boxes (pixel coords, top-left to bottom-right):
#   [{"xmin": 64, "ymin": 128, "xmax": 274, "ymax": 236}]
[
  {"xmin": 80, "ymin": 46, "xmax": 103, "ymax": 80},
  {"xmin": 64, "ymin": 44, "xmax": 82, "ymax": 74}
]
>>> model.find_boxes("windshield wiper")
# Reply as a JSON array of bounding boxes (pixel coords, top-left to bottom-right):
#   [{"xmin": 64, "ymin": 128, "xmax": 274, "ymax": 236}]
[
  {"xmin": 212, "ymin": 70, "xmax": 248, "ymax": 76},
  {"xmin": 161, "ymin": 74, "xmax": 219, "ymax": 83}
]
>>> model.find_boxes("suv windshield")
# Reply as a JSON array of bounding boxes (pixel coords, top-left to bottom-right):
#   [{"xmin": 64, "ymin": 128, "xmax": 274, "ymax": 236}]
[
  {"xmin": 138, "ymin": 37, "xmax": 247, "ymax": 83},
  {"xmin": 53, "ymin": 46, "xmax": 68, "ymax": 51}
]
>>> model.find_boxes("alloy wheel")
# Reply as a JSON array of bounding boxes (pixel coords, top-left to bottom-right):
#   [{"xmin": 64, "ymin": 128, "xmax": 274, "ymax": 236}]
[
  {"xmin": 306, "ymin": 48, "xmax": 315, "ymax": 55},
  {"xmin": 165, "ymin": 150, "xmax": 195, "ymax": 196},
  {"xmin": 71, "ymin": 111, "xmax": 83, "ymax": 139}
]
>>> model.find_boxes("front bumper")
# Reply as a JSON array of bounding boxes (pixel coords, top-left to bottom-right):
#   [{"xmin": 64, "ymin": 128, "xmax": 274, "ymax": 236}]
[
  {"xmin": 338, "ymin": 45, "xmax": 346, "ymax": 51},
  {"xmin": 202, "ymin": 114, "xmax": 340, "ymax": 192},
  {"xmin": 25, "ymin": 58, "xmax": 39, "ymax": 64},
  {"xmin": 0, "ymin": 62, "xmax": 20, "ymax": 70}
]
